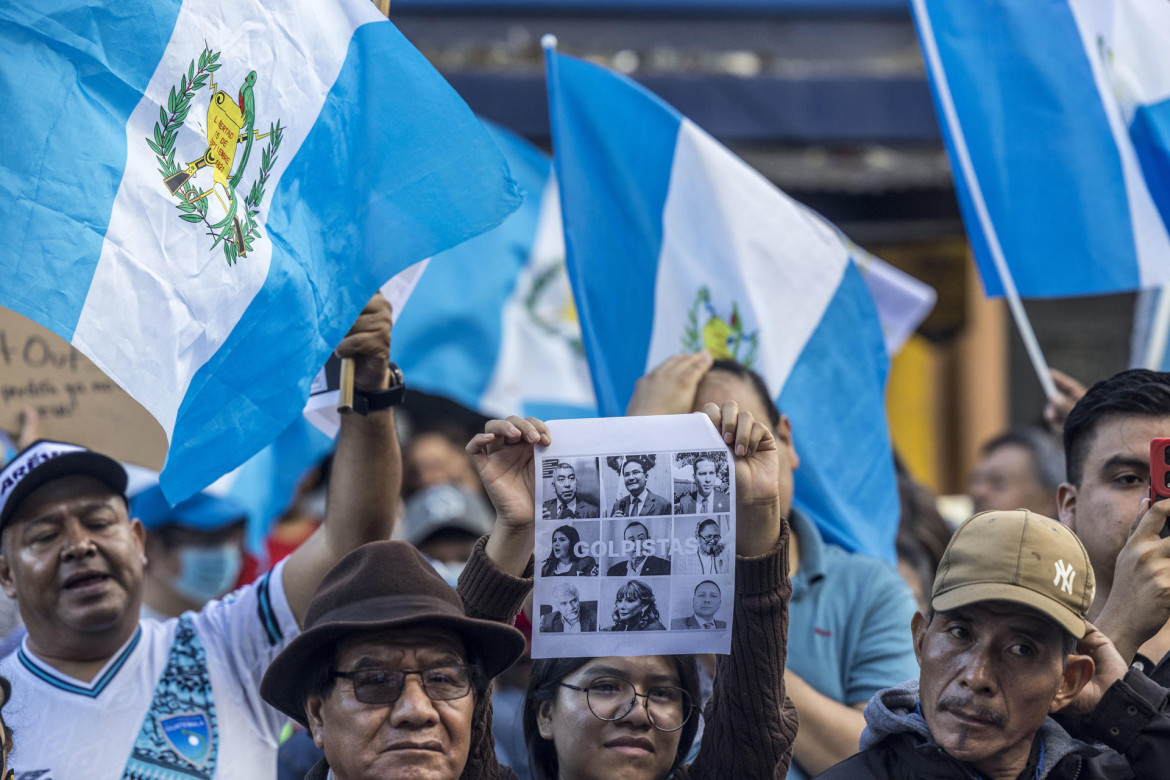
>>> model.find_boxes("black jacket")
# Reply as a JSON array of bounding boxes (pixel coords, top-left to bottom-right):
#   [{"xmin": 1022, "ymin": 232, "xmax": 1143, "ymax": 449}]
[{"xmin": 816, "ymin": 673, "xmax": 1170, "ymax": 780}]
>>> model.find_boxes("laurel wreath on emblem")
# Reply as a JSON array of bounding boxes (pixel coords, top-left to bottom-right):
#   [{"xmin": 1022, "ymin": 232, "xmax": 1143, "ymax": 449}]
[
  {"xmin": 523, "ymin": 262, "xmax": 585, "ymax": 356},
  {"xmin": 147, "ymin": 46, "xmax": 283, "ymax": 266}
]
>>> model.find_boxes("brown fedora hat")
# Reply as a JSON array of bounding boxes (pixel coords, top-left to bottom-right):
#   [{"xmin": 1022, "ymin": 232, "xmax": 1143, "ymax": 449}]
[{"xmin": 261, "ymin": 540, "xmax": 525, "ymax": 725}]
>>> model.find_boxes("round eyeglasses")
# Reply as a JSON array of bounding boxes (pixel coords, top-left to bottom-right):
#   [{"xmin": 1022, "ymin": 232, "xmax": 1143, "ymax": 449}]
[
  {"xmin": 557, "ymin": 676, "xmax": 695, "ymax": 732},
  {"xmin": 333, "ymin": 665, "xmax": 472, "ymax": 705}
]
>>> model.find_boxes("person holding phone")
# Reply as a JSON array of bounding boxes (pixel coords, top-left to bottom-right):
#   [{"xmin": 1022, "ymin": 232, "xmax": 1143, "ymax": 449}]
[{"xmin": 1056, "ymin": 369, "xmax": 1170, "ymax": 674}]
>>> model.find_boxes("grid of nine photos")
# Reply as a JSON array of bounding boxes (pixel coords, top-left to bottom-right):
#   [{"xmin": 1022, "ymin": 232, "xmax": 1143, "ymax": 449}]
[{"xmin": 534, "ymin": 448, "xmax": 735, "ymax": 645}]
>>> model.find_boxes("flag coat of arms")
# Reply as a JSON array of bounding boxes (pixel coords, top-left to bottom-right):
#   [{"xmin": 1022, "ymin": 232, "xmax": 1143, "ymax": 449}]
[
  {"xmin": 912, "ymin": 0, "xmax": 1170, "ymax": 298},
  {"xmin": 545, "ymin": 48, "xmax": 900, "ymax": 562},
  {"xmin": 393, "ymin": 121, "xmax": 598, "ymax": 420},
  {"xmin": 0, "ymin": 0, "xmax": 521, "ymax": 500}
]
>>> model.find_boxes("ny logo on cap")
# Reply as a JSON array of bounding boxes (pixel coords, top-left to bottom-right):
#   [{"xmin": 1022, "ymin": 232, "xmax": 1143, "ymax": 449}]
[{"xmin": 1053, "ymin": 560, "xmax": 1076, "ymax": 595}]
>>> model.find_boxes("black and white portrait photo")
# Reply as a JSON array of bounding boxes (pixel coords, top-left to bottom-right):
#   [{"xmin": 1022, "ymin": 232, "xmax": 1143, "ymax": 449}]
[
  {"xmin": 603, "ymin": 453, "xmax": 672, "ymax": 518},
  {"xmin": 600, "ymin": 577, "xmax": 668, "ymax": 632},
  {"xmin": 669, "ymin": 577, "xmax": 731, "ymax": 631},
  {"xmin": 541, "ymin": 457, "xmax": 601, "ymax": 520},
  {"xmin": 539, "ymin": 580, "xmax": 600, "ymax": 633},
  {"xmin": 672, "ymin": 515, "xmax": 732, "ymax": 576},
  {"xmin": 603, "ymin": 517, "xmax": 672, "ymax": 577},
  {"xmin": 673, "ymin": 450, "xmax": 730, "ymax": 515},
  {"xmin": 538, "ymin": 521, "xmax": 601, "ymax": 577}
]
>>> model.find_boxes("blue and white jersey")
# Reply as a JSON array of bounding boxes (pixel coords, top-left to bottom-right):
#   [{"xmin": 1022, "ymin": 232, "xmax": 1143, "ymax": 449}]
[{"xmin": 0, "ymin": 559, "xmax": 298, "ymax": 780}]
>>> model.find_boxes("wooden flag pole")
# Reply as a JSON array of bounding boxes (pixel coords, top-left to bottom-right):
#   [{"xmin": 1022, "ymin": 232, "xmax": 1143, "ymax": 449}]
[
  {"xmin": 912, "ymin": 0, "xmax": 1057, "ymax": 400},
  {"xmin": 338, "ymin": 357, "xmax": 356, "ymax": 413}
]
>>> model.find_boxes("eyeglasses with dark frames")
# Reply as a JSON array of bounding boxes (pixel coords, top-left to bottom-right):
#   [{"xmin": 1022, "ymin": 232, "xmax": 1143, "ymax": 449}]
[
  {"xmin": 333, "ymin": 665, "xmax": 472, "ymax": 705},
  {"xmin": 697, "ymin": 532, "xmax": 721, "ymax": 543},
  {"xmin": 557, "ymin": 676, "xmax": 695, "ymax": 732}
]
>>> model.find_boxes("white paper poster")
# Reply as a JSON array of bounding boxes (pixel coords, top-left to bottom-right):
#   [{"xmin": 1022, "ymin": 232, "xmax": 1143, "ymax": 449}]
[{"xmin": 531, "ymin": 414, "xmax": 735, "ymax": 659}]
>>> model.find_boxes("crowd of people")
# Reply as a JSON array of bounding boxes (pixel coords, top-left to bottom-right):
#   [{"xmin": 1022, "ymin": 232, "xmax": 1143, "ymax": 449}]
[{"xmin": 1, "ymin": 296, "xmax": 1169, "ymax": 780}]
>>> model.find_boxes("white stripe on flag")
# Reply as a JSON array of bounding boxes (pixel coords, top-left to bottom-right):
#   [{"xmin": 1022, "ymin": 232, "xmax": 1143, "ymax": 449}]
[
  {"xmin": 480, "ymin": 175, "xmax": 597, "ymax": 417},
  {"xmin": 647, "ymin": 119, "xmax": 846, "ymax": 387},
  {"xmin": 1067, "ymin": 0, "xmax": 1170, "ymax": 288},
  {"xmin": 72, "ymin": 0, "xmax": 378, "ymax": 436}
]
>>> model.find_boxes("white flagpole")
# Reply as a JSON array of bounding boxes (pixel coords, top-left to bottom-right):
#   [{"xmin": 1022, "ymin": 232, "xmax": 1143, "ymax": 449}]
[
  {"xmin": 912, "ymin": 0, "xmax": 1057, "ymax": 399},
  {"xmin": 1145, "ymin": 285, "xmax": 1170, "ymax": 370}
]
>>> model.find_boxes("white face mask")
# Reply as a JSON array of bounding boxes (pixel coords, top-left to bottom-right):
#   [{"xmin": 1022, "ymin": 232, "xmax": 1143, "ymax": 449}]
[{"xmin": 173, "ymin": 543, "xmax": 243, "ymax": 604}]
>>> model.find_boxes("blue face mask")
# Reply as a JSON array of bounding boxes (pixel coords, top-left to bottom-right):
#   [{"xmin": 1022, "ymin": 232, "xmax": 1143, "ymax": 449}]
[
  {"xmin": 174, "ymin": 544, "xmax": 243, "ymax": 604},
  {"xmin": 429, "ymin": 559, "xmax": 466, "ymax": 589}
]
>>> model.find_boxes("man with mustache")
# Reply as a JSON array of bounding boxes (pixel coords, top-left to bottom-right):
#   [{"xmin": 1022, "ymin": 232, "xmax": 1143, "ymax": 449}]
[
  {"xmin": 541, "ymin": 461, "xmax": 599, "ymax": 520},
  {"xmin": 817, "ymin": 509, "xmax": 1170, "ymax": 779}
]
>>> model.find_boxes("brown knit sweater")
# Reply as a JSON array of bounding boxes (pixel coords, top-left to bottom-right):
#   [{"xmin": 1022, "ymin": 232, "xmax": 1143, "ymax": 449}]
[{"xmin": 455, "ymin": 528, "xmax": 798, "ymax": 780}]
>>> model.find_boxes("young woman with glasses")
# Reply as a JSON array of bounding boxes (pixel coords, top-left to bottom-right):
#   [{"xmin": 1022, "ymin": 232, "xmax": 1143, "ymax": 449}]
[{"xmin": 464, "ymin": 403, "xmax": 797, "ymax": 780}]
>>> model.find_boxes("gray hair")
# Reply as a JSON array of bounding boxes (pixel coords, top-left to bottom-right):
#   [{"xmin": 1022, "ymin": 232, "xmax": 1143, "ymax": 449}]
[{"xmin": 553, "ymin": 582, "xmax": 580, "ymax": 601}]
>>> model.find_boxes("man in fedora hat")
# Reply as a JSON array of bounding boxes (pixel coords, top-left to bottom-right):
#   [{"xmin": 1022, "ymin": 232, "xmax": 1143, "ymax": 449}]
[
  {"xmin": 0, "ymin": 295, "xmax": 402, "ymax": 779},
  {"xmin": 818, "ymin": 509, "xmax": 1170, "ymax": 780},
  {"xmin": 261, "ymin": 540, "xmax": 526, "ymax": 780}
]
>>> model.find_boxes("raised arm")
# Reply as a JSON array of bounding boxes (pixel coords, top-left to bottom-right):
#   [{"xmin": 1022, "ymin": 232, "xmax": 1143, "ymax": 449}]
[
  {"xmin": 456, "ymin": 416, "xmax": 549, "ymax": 780},
  {"xmin": 685, "ymin": 401, "xmax": 798, "ymax": 780},
  {"xmin": 282, "ymin": 293, "xmax": 401, "ymax": 626},
  {"xmin": 466, "ymin": 415, "xmax": 549, "ymax": 576}
]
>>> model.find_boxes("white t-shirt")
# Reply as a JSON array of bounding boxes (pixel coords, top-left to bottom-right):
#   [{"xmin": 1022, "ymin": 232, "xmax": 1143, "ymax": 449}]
[{"xmin": 0, "ymin": 559, "xmax": 299, "ymax": 779}]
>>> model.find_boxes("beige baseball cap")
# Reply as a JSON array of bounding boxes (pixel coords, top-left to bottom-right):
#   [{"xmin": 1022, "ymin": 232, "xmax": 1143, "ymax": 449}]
[{"xmin": 931, "ymin": 509, "xmax": 1095, "ymax": 638}]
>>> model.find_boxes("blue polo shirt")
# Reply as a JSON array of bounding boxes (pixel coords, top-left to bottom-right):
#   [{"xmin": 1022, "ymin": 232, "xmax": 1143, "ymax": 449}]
[{"xmin": 786, "ymin": 510, "xmax": 920, "ymax": 780}]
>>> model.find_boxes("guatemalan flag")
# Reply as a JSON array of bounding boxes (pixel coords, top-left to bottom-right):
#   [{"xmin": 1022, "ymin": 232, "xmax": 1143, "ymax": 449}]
[
  {"xmin": 0, "ymin": 1, "xmax": 521, "ymax": 501},
  {"xmin": 545, "ymin": 46, "xmax": 900, "ymax": 563},
  {"xmin": 393, "ymin": 122, "xmax": 598, "ymax": 420},
  {"xmin": 912, "ymin": 0, "xmax": 1170, "ymax": 298}
]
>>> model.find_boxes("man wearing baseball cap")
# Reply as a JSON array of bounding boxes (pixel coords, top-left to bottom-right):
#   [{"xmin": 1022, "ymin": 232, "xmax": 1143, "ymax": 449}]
[
  {"xmin": 818, "ymin": 509, "xmax": 1170, "ymax": 779},
  {"xmin": 0, "ymin": 295, "xmax": 401, "ymax": 779},
  {"xmin": 260, "ymin": 540, "xmax": 526, "ymax": 780}
]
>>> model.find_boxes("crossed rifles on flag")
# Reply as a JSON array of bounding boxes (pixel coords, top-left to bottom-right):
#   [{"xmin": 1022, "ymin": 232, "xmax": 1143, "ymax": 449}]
[{"xmin": 162, "ymin": 70, "xmax": 273, "ymax": 256}]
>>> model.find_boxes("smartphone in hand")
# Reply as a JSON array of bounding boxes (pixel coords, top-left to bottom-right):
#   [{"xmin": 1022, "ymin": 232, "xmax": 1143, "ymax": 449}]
[{"xmin": 1149, "ymin": 438, "xmax": 1170, "ymax": 539}]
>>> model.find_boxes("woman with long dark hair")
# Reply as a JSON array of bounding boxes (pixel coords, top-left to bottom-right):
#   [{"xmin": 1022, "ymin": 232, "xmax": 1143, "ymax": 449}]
[
  {"xmin": 539, "ymin": 524, "xmax": 599, "ymax": 577},
  {"xmin": 603, "ymin": 579, "xmax": 665, "ymax": 631},
  {"xmin": 463, "ymin": 407, "xmax": 797, "ymax": 780}
]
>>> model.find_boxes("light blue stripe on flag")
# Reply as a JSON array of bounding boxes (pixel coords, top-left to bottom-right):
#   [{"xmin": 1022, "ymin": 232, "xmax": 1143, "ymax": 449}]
[
  {"xmin": 1, "ymin": 0, "xmax": 522, "ymax": 502},
  {"xmin": 1132, "ymin": 97, "xmax": 1170, "ymax": 230},
  {"xmin": 546, "ymin": 48, "xmax": 899, "ymax": 562},
  {"xmin": 394, "ymin": 123, "xmax": 547, "ymax": 413},
  {"xmin": 0, "ymin": 0, "xmax": 182, "ymax": 336},
  {"xmin": 393, "ymin": 121, "xmax": 595, "ymax": 419},
  {"xmin": 912, "ymin": 0, "xmax": 1170, "ymax": 298},
  {"xmin": 224, "ymin": 416, "xmax": 334, "ymax": 561},
  {"xmin": 547, "ymin": 52, "xmax": 679, "ymax": 416},
  {"xmin": 779, "ymin": 262, "xmax": 896, "ymax": 555}
]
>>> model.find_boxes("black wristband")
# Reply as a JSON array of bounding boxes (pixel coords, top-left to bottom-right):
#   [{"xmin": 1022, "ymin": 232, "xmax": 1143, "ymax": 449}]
[{"xmin": 351, "ymin": 362, "xmax": 406, "ymax": 415}]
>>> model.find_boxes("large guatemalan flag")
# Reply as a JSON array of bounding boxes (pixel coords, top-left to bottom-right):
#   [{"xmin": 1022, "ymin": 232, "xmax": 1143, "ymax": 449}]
[
  {"xmin": 393, "ymin": 122, "xmax": 598, "ymax": 420},
  {"xmin": 912, "ymin": 0, "xmax": 1170, "ymax": 298},
  {"xmin": 0, "ymin": 1, "xmax": 521, "ymax": 501},
  {"xmin": 545, "ymin": 46, "xmax": 900, "ymax": 563}
]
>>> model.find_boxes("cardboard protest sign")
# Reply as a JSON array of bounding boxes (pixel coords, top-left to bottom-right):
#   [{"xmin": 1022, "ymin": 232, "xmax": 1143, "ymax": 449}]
[
  {"xmin": 0, "ymin": 307, "xmax": 167, "ymax": 469},
  {"xmin": 532, "ymin": 414, "xmax": 735, "ymax": 659}
]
